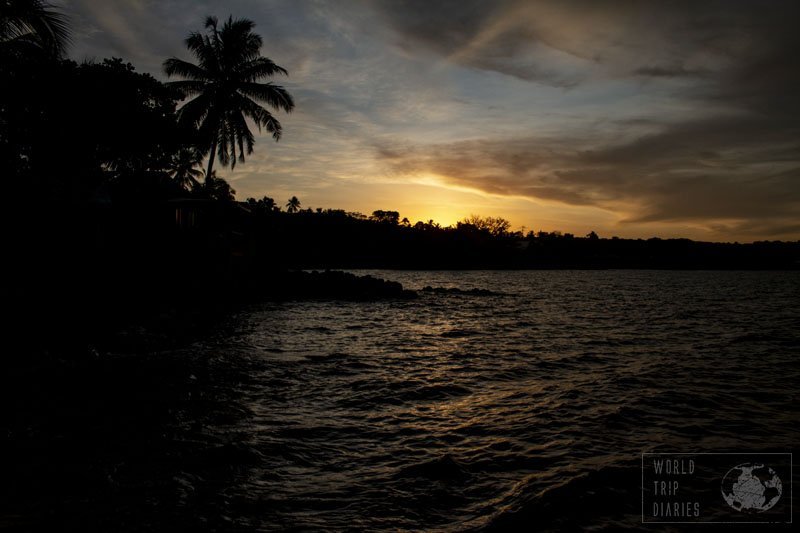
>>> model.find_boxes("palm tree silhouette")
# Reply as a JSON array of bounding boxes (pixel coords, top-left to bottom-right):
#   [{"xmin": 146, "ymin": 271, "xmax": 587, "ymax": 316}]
[
  {"xmin": 286, "ymin": 196, "xmax": 300, "ymax": 213},
  {"xmin": 0, "ymin": 0, "xmax": 71, "ymax": 57},
  {"xmin": 169, "ymin": 147, "xmax": 204, "ymax": 191},
  {"xmin": 163, "ymin": 15, "xmax": 295, "ymax": 181},
  {"xmin": 261, "ymin": 196, "xmax": 277, "ymax": 211}
]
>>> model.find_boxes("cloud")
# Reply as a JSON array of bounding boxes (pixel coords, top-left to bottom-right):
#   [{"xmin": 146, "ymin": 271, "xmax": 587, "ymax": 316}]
[
  {"xmin": 368, "ymin": 0, "xmax": 597, "ymax": 86},
  {"xmin": 375, "ymin": 111, "xmax": 800, "ymax": 233},
  {"xmin": 632, "ymin": 66, "xmax": 707, "ymax": 78},
  {"xmin": 370, "ymin": 0, "xmax": 799, "ymax": 94}
]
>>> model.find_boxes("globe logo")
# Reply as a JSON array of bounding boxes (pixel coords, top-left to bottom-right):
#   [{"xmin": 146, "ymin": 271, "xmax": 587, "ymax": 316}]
[{"xmin": 721, "ymin": 463, "xmax": 782, "ymax": 513}]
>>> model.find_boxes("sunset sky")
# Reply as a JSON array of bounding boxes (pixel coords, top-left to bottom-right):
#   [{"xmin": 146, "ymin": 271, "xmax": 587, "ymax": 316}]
[{"xmin": 63, "ymin": 0, "xmax": 799, "ymax": 241}]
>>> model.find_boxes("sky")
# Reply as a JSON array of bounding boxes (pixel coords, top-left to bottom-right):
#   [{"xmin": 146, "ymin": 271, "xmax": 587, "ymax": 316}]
[{"xmin": 61, "ymin": 0, "xmax": 799, "ymax": 241}]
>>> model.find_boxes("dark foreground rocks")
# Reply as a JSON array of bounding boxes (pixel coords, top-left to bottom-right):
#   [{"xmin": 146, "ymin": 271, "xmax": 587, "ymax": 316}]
[
  {"xmin": 7, "ymin": 270, "xmax": 416, "ymax": 364},
  {"xmin": 254, "ymin": 270, "xmax": 417, "ymax": 301}
]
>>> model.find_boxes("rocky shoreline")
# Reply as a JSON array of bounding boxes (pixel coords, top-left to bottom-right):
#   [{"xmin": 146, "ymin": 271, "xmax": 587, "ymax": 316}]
[
  {"xmin": 6, "ymin": 271, "xmax": 418, "ymax": 365},
  {"xmin": 254, "ymin": 270, "xmax": 418, "ymax": 301}
]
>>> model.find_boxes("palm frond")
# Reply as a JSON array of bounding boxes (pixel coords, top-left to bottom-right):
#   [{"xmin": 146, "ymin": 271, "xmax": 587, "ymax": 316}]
[
  {"xmin": 222, "ymin": 17, "xmax": 258, "ymax": 48},
  {"xmin": 163, "ymin": 58, "xmax": 209, "ymax": 81},
  {"xmin": 0, "ymin": 0, "xmax": 71, "ymax": 56},
  {"xmin": 185, "ymin": 31, "xmax": 218, "ymax": 72},
  {"xmin": 238, "ymin": 82, "xmax": 295, "ymax": 112},
  {"xmin": 235, "ymin": 94, "xmax": 284, "ymax": 140},
  {"xmin": 261, "ymin": 111, "xmax": 283, "ymax": 140},
  {"xmin": 220, "ymin": 17, "xmax": 261, "ymax": 69},
  {"xmin": 238, "ymin": 57, "xmax": 289, "ymax": 81},
  {"xmin": 207, "ymin": 16, "xmax": 222, "ymax": 64},
  {"xmin": 176, "ymin": 92, "xmax": 212, "ymax": 127},
  {"xmin": 231, "ymin": 110, "xmax": 255, "ymax": 158},
  {"xmin": 217, "ymin": 120, "xmax": 231, "ymax": 167},
  {"xmin": 165, "ymin": 79, "xmax": 208, "ymax": 98}
]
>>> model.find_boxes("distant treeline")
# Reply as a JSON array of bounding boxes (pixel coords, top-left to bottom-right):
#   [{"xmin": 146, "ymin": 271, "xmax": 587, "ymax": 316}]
[{"xmin": 239, "ymin": 200, "xmax": 800, "ymax": 270}]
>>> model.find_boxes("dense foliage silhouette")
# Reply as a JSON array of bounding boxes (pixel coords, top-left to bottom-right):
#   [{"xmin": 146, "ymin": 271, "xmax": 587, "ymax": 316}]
[{"xmin": 239, "ymin": 203, "xmax": 800, "ymax": 270}]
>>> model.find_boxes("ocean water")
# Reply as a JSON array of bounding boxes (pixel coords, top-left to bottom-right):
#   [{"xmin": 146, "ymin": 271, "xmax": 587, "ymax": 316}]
[{"xmin": 3, "ymin": 270, "xmax": 799, "ymax": 531}]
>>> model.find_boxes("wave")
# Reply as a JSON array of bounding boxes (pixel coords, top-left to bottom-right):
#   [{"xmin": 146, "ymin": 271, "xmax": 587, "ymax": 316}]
[
  {"xmin": 479, "ymin": 464, "xmax": 643, "ymax": 532},
  {"xmin": 339, "ymin": 381, "xmax": 472, "ymax": 408},
  {"xmin": 396, "ymin": 454, "xmax": 471, "ymax": 482},
  {"xmin": 440, "ymin": 328, "xmax": 481, "ymax": 338},
  {"xmin": 420, "ymin": 286, "xmax": 505, "ymax": 296}
]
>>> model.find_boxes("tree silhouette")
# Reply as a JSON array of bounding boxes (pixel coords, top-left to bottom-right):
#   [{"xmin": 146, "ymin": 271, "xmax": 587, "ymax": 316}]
[
  {"xmin": 2, "ymin": 57, "xmax": 184, "ymax": 201},
  {"xmin": 246, "ymin": 195, "xmax": 281, "ymax": 214},
  {"xmin": 202, "ymin": 171, "xmax": 236, "ymax": 201},
  {"xmin": 461, "ymin": 215, "xmax": 511, "ymax": 237},
  {"xmin": 163, "ymin": 15, "xmax": 295, "ymax": 181},
  {"xmin": 371, "ymin": 210, "xmax": 400, "ymax": 224},
  {"xmin": 260, "ymin": 196, "xmax": 277, "ymax": 211},
  {"xmin": 169, "ymin": 147, "xmax": 204, "ymax": 191},
  {"xmin": 0, "ymin": 0, "xmax": 70, "ymax": 57},
  {"xmin": 286, "ymin": 196, "xmax": 300, "ymax": 213}
]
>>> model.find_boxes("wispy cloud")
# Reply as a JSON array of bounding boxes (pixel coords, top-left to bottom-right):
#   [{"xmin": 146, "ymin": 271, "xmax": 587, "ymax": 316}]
[{"xmin": 375, "ymin": 111, "xmax": 800, "ymax": 234}]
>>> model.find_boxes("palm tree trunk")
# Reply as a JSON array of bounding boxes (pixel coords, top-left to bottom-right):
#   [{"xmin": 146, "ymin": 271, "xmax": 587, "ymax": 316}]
[{"xmin": 206, "ymin": 138, "xmax": 217, "ymax": 182}]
